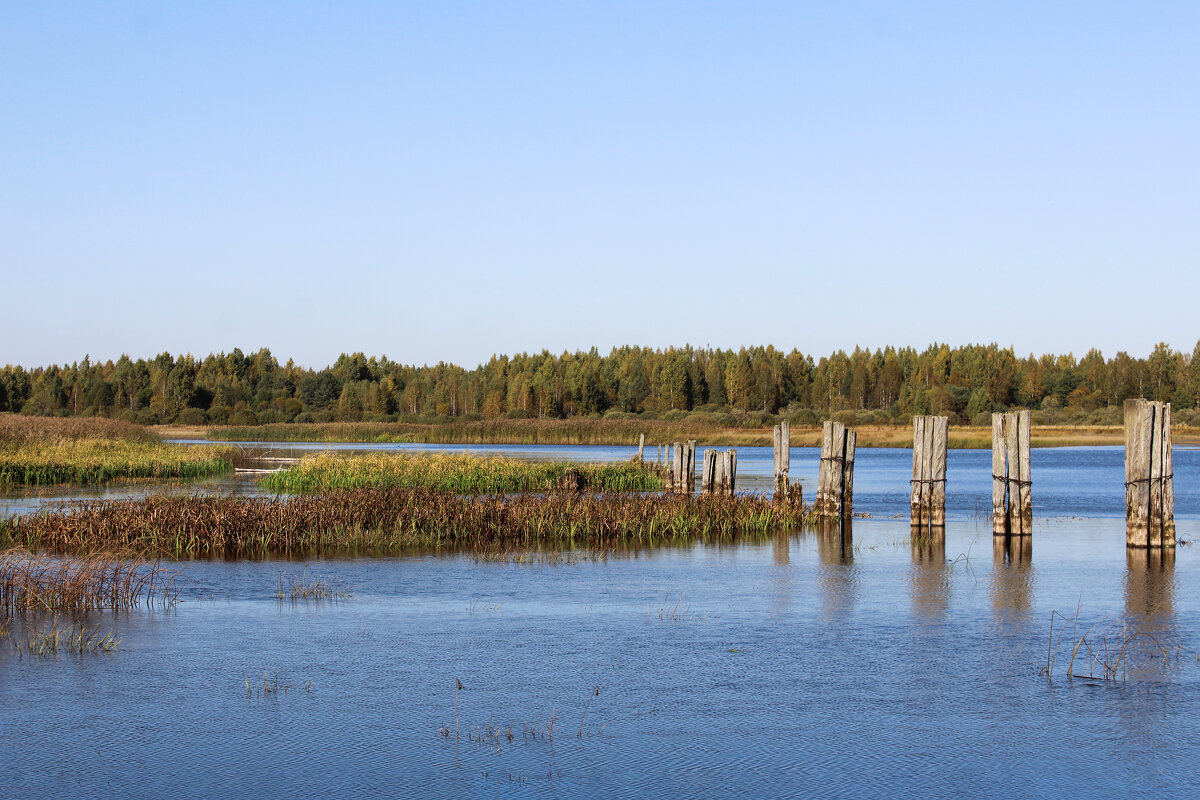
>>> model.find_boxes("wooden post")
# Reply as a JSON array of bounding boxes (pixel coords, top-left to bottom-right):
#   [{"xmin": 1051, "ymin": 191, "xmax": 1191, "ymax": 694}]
[
  {"xmin": 1124, "ymin": 399, "xmax": 1175, "ymax": 548},
  {"xmin": 773, "ymin": 425, "xmax": 781, "ymax": 482},
  {"xmin": 702, "ymin": 449, "xmax": 717, "ymax": 494},
  {"xmin": 843, "ymin": 429, "xmax": 856, "ymax": 518},
  {"xmin": 773, "ymin": 421, "xmax": 791, "ymax": 497},
  {"xmin": 726, "ymin": 449, "xmax": 737, "ymax": 495},
  {"xmin": 911, "ymin": 416, "xmax": 926, "ymax": 528},
  {"xmin": 638, "ymin": 433, "xmax": 645, "ymax": 461},
  {"xmin": 992, "ymin": 410, "xmax": 1032, "ymax": 537},
  {"xmin": 686, "ymin": 440, "xmax": 696, "ymax": 495},
  {"xmin": 816, "ymin": 421, "xmax": 854, "ymax": 519},
  {"xmin": 1162, "ymin": 403, "xmax": 1175, "ymax": 546},
  {"xmin": 817, "ymin": 422, "xmax": 833, "ymax": 514},
  {"xmin": 671, "ymin": 441, "xmax": 682, "ymax": 494},
  {"xmin": 1003, "ymin": 413, "xmax": 1020, "ymax": 534},
  {"xmin": 1125, "ymin": 400, "xmax": 1152, "ymax": 546},
  {"xmin": 911, "ymin": 415, "xmax": 948, "ymax": 531},
  {"xmin": 1017, "ymin": 410, "xmax": 1032, "ymax": 533},
  {"xmin": 991, "ymin": 414, "xmax": 1007, "ymax": 535},
  {"xmin": 930, "ymin": 416, "xmax": 947, "ymax": 527}
]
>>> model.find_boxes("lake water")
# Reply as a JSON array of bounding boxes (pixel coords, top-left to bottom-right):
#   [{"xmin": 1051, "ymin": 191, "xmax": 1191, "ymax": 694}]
[{"xmin": 2, "ymin": 443, "xmax": 1198, "ymax": 798}]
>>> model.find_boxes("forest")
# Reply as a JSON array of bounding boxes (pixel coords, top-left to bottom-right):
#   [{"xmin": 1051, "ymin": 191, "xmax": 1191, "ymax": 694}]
[{"xmin": 3, "ymin": 342, "xmax": 1199, "ymax": 428}]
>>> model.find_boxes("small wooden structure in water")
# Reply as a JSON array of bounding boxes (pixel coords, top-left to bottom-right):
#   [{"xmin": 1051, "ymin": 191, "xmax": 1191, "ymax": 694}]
[
  {"xmin": 637, "ymin": 433, "xmax": 645, "ymax": 461},
  {"xmin": 669, "ymin": 440, "xmax": 697, "ymax": 494},
  {"xmin": 773, "ymin": 421, "xmax": 791, "ymax": 498},
  {"xmin": 1124, "ymin": 399, "xmax": 1175, "ymax": 548},
  {"xmin": 815, "ymin": 421, "xmax": 856, "ymax": 520},
  {"xmin": 910, "ymin": 415, "xmax": 948, "ymax": 531},
  {"xmin": 702, "ymin": 449, "xmax": 738, "ymax": 496},
  {"xmin": 991, "ymin": 410, "xmax": 1032, "ymax": 536}
]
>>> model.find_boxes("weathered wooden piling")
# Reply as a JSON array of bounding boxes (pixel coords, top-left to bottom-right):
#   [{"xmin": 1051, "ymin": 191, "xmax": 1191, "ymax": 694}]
[
  {"xmin": 702, "ymin": 449, "xmax": 738, "ymax": 496},
  {"xmin": 669, "ymin": 440, "xmax": 697, "ymax": 494},
  {"xmin": 1124, "ymin": 399, "xmax": 1175, "ymax": 548},
  {"xmin": 773, "ymin": 420, "xmax": 791, "ymax": 497},
  {"xmin": 991, "ymin": 410, "xmax": 1032, "ymax": 536},
  {"xmin": 815, "ymin": 421, "xmax": 856, "ymax": 520},
  {"xmin": 637, "ymin": 433, "xmax": 645, "ymax": 461},
  {"xmin": 910, "ymin": 415, "xmax": 948, "ymax": 530}
]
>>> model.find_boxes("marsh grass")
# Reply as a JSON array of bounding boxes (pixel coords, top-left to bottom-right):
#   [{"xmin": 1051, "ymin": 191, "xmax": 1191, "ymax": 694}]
[
  {"xmin": 647, "ymin": 591, "xmax": 708, "ymax": 622},
  {"xmin": 201, "ymin": 419, "xmax": 1194, "ymax": 448},
  {"xmin": 0, "ymin": 548, "xmax": 179, "ymax": 613},
  {"xmin": 10, "ymin": 616, "xmax": 121, "ymax": 657},
  {"xmin": 245, "ymin": 669, "xmax": 313, "ymax": 698},
  {"xmin": 260, "ymin": 451, "xmax": 663, "ymax": 494},
  {"xmin": 0, "ymin": 489, "xmax": 816, "ymax": 558},
  {"xmin": 276, "ymin": 568, "xmax": 351, "ymax": 601},
  {"xmin": 0, "ymin": 415, "xmax": 232, "ymax": 486},
  {"xmin": 1041, "ymin": 605, "xmax": 1183, "ymax": 681}
]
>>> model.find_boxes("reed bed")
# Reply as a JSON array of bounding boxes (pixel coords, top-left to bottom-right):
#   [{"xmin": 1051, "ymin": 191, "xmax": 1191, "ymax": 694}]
[
  {"xmin": 0, "ymin": 414, "xmax": 160, "ymax": 446},
  {"xmin": 0, "ymin": 414, "xmax": 232, "ymax": 486},
  {"xmin": 0, "ymin": 439, "xmax": 234, "ymax": 486},
  {"xmin": 0, "ymin": 548, "xmax": 178, "ymax": 614},
  {"xmin": 0, "ymin": 490, "xmax": 817, "ymax": 558},
  {"xmin": 201, "ymin": 418, "xmax": 1191, "ymax": 449},
  {"xmin": 260, "ymin": 451, "xmax": 663, "ymax": 494},
  {"xmin": 208, "ymin": 419, "xmax": 767, "ymax": 447}
]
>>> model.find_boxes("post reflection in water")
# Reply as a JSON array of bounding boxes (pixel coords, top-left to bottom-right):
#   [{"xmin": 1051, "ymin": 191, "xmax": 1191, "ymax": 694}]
[
  {"xmin": 990, "ymin": 535, "xmax": 1033, "ymax": 618},
  {"xmin": 769, "ymin": 531, "xmax": 793, "ymax": 617},
  {"xmin": 772, "ymin": 530, "xmax": 790, "ymax": 566},
  {"xmin": 1119, "ymin": 548, "xmax": 1177, "ymax": 752},
  {"xmin": 1125, "ymin": 548, "xmax": 1175, "ymax": 620},
  {"xmin": 815, "ymin": 519, "xmax": 855, "ymax": 616},
  {"xmin": 910, "ymin": 529, "xmax": 947, "ymax": 619}
]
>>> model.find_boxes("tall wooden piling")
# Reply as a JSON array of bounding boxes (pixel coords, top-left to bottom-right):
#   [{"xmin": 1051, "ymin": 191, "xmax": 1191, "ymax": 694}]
[
  {"xmin": 702, "ymin": 449, "xmax": 738, "ymax": 496},
  {"xmin": 815, "ymin": 421, "xmax": 855, "ymax": 520},
  {"xmin": 637, "ymin": 433, "xmax": 645, "ymax": 461},
  {"xmin": 1124, "ymin": 399, "xmax": 1175, "ymax": 547},
  {"xmin": 991, "ymin": 410, "xmax": 1032, "ymax": 536},
  {"xmin": 910, "ymin": 416, "xmax": 948, "ymax": 531},
  {"xmin": 773, "ymin": 420, "xmax": 791, "ymax": 497},
  {"xmin": 670, "ymin": 440, "xmax": 696, "ymax": 494}
]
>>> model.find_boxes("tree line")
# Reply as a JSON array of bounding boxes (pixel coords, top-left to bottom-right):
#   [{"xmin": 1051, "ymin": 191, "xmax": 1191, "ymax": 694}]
[{"xmin": 2, "ymin": 342, "xmax": 1199, "ymax": 427}]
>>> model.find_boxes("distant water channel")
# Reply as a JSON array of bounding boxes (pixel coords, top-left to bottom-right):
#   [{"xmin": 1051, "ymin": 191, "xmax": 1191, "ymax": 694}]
[{"xmin": 3, "ymin": 442, "xmax": 1200, "ymax": 798}]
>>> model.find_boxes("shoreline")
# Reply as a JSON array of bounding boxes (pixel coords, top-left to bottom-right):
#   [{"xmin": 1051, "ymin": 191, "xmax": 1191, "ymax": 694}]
[{"xmin": 155, "ymin": 421, "xmax": 1200, "ymax": 450}]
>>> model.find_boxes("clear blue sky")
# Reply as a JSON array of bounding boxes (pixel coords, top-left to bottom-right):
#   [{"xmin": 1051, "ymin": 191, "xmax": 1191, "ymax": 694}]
[{"xmin": 3, "ymin": 1, "xmax": 1198, "ymax": 368}]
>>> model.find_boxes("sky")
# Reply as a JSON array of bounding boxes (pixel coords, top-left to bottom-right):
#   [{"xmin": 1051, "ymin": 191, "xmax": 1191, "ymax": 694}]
[{"xmin": 3, "ymin": 1, "xmax": 1198, "ymax": 369}]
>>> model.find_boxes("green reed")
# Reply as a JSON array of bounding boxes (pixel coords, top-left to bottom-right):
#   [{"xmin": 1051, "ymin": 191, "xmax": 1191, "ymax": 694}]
[
  {"xmin": 260, "ymin": 451, "xmax": 663, "ymax": 494},
  {"xmin": 0, "ymin": 439, "xmax": 233, "ymax": 486}
]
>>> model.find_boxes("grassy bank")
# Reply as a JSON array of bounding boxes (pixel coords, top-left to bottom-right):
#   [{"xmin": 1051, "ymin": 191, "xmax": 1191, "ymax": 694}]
[
  {"xmin": 185, "ymin": 418, "xmax": 1200, "ymax": 449},
  {"xmin": 260, "ymin": 451, "xmax": 663, "ymax": 494},
  {"xmin": 0, "ymin": 415, "xmax": 233, "ymax": 486},
  {"xmin": 0, "ymin": 490, "xmax": 816, "ymax": 558}
]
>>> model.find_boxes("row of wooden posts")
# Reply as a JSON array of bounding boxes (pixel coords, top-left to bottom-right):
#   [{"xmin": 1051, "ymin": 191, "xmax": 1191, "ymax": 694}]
[{"xmin": 636, "ymin": 397, "xmax": 1175, "ymax": 549}]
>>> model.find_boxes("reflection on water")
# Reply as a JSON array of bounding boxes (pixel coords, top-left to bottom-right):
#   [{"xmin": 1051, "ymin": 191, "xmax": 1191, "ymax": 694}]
[
  {"xmin": 816, "ymin": 519, "xmax": 855, "ymax": 618},
  {"xmin": 1, "ymin": 518, "xmax": 1199, "ymax": 799},
  {"xmin": 910, "ymin": 535, "xmax": 948, "ymax": 619},
  {"xmin": 991, "ymin": 536, "xmax": 1034, "ymax": 617},
  {"xmin": 1125, "ymin": 547, "xmax": 1175, "ymax": 619},
  {"xmin": 771, "ymin": 530, "xmax": 790, "ymax": 565}
]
